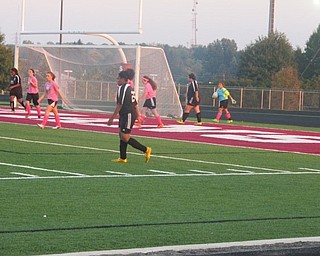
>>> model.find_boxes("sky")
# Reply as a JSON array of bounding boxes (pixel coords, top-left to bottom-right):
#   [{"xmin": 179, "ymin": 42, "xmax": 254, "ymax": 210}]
[{"xmin": 0, "ymin": 0, "xmax": 320, "ymax": 50}]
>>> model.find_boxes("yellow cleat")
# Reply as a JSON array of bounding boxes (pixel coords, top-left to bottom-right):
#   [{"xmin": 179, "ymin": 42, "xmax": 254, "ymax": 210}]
[
  {"xmin": 177, "ymin": 120, "xmax": 185, "ymax": 125},
  {"xmin": 194, "ymin": 122, "xmax": 202, "ymax": 126},
  {"xmin": 213, "ymin": 119, "xmax": 219, "ymax": 123},
  {"xmin": 111, "ymin": 158, "xmax": 128, "ymax": 163},
  {"xmin": 227, "ymin": 120, "xmax": 233, "ymax": 123},
  {"xmin": 145, "ymin": 147, "xmax": 152, "ymax": 163}
]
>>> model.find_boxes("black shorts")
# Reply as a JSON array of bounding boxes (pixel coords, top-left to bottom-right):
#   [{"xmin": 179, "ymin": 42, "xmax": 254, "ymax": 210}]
[
  {"xmin": 26, "ymin": 93, "xmax": 40, "ymax": 105},
  {"xmin": 219, "ymin": 99, "xmax": 229, "ymax": 109},
  {"xmin": 143, "ymin": 98, "xmax": 157, "ymax": 109},
  {"xmin": 187, "ymin": 97, "xmax": 200, "ymax": 107},
  {"xmin": 10, "ymin": 87, "xmax": 23, "ymax": 99},
  {"xmin": 119, "ymin": 113, "xmax": 136, "ymax": 134},
  {"xmin": 48, "ymin": 99, "xmax": 58, "ymax": 108}
]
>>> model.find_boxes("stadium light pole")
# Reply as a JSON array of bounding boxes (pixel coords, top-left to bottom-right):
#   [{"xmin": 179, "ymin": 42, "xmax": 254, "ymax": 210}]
[
  {"xmin": 268, "ymin": 0, "xmax": 275, "ymax": 35},
  {"xmin": 59, "ymin": 0, "xmax": 64, "ymax": 44}
]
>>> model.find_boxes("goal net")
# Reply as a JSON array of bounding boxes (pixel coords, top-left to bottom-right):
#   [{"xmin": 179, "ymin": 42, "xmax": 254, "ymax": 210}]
[{"xmin": 17, "ymin": 44, "xmax": 182, "ymax": 118}]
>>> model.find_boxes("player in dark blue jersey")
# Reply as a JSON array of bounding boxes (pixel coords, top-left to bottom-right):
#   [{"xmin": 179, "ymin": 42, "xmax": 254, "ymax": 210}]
[
  {"xmin": 107, "ymin": 71, "xmax": 151, "ymax": 163},
  {"xmin": 177, "ymin": 73, "xmax": 202, "ymax": 125},
  {"xmin": 8, "ymin": 68, "xmax": 26, "ymax": 112}
]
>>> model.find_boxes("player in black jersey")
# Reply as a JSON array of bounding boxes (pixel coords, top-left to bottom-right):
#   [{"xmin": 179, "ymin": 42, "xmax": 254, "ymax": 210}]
[
  {"xmin": 107, "ymin": 71, "xmax": 152, "ymax": 163},
  {"xmin": 8, "ymin": 68, "xmax": 26, "ymax": 112},
  {"xmin": 177, "ymin": 73, "xmax": 202, "ymax": 125}
]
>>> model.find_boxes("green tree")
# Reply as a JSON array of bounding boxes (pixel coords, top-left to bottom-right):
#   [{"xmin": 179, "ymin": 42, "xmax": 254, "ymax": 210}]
[
  {"xmin": 238, "ymin": 32, "xmax": 295, "ymax": 87},
  {"xmin": 0, "ymin": 33, "xmax": 14, "ymax": 90},
  {"xmin": 298, "ymin": 24, "xmax": 320, "ymax": 79},
  {"xmin": 204, "ymin": 38, "xmax": 238, "ymax": 82},
  {"xmin": 161, "ymin": 44, "xmax": 201, "ymax": 84}
]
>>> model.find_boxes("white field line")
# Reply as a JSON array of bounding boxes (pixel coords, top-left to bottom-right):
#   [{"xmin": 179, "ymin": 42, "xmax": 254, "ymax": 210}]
[
  {"xmin": 148, "ymin": 169, "xmax": 177, "ymax": 175},
  {"xmin": 10, "ymin": 172, "xmax": 39, "ymax": 178},
  {"xmin": 226, "ymin": 169, "xmax": 255, "ymax": 174},
  {"xmin": 0, "ymin": 171, "xmax": 319, "ymax": 181},
  {"xmin": 0, "ymin": 136, "xmax": 319, "ymax": 181},
  {"xmin": 299, "ymin": 167, "xmax": 320, "ymax": 172},
  {"xmin": 188, "ymin": 169, "xmax": 216, "ymax": 174},
  {"xmin": 0, "ymin": 162, "xmax": 86, "ymax": 176},
  {"xmin": 105, "ymin": 171, "xmax": 132, "ymax": 176},
  {"xmin": 0, "ymin": 135, "xmax": 291, "ymax": 173}
]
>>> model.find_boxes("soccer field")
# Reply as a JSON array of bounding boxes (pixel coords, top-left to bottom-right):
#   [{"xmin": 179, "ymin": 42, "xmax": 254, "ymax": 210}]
[{"xmin": 0, "ymin": 121, "xmax": 320, "ymax": 255}]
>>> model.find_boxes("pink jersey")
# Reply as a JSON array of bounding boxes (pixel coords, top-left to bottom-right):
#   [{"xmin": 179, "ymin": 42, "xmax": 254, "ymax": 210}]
[
  {"xmin": 27, "ymin": 76, "xmax": 38, "ymax": 94},
  {"xmin": 144, "ymin": 82, "xmax": 156, "ymax": 99},
  {"xmin": 45, "ymin": 81, "xmax": 59, "ymax": 102}
]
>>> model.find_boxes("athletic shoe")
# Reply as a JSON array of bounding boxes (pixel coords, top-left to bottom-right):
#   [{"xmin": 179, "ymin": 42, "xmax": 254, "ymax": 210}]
[
  {"xmin": 111, "ymin": 158, "xmax": 128, "ymax": 163},
  {"xmin": 52, "ymin": 126, "xmax": 61, "ymax": 129},
  {"xmin": 195, "ymin": 122, "xmax": 202, "ymax": 126},
  {"xmin": 227, "ymin": 119, "xmax": 233, "ymax": 123},
  {"xmin": 38, "ymin": 115, "xmax": 41, "ymax": 119},
  {"xmin": 145, "ymin": 147, "xmax": 152, "ymax": 163},
  {"xmin": 213, "ymin": 119, "xmax": 219, "ymax": 123},
  {"xmin": 37, "ymin": 124, "xmax": 44, "ymax": 129},
  {"xmin": 177, "ymin": 120, "xmax": 185, "ymax": 125},
  {"xmin": 25, "ymin": 115, "xmax": 30, "ymax": 119},
  {"xmin": 157, "ymin": 123, "xmax": 164, "ymax": 128}
]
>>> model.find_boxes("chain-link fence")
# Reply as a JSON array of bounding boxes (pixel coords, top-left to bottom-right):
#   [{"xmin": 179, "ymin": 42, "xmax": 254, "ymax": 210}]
[{"xmin": 177, "ymin": 85, "xmax": 320, "ymax": 112}]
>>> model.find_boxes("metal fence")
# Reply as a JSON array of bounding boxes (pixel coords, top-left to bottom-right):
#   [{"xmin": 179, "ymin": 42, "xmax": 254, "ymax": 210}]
[{"xmin": 177, "ymin": 85, "xmax": 320, "ymax": 112}]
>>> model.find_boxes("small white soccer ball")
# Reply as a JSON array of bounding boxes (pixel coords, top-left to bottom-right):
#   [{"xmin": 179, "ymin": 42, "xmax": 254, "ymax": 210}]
[{"xmin": 212, "ymin": 92, "xmax": 218, "ymax": 99}]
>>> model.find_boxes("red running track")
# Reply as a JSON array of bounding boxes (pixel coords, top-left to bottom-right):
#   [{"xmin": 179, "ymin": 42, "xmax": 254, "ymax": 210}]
[{"xmin": 0, "ymin": 107, "xmax": 319, "ymax": 155}]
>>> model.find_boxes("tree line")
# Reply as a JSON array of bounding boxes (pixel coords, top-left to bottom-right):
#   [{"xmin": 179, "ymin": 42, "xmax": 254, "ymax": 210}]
[{"xmin": 1, "ymin": 25, "xmax": 320, "ymax": 91}]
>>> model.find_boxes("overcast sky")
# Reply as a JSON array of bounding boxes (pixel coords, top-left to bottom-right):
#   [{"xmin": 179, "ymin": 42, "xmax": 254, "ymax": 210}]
[{"xmin": 0, "ymin": 0, "xmax": 320, "ymax": 50}]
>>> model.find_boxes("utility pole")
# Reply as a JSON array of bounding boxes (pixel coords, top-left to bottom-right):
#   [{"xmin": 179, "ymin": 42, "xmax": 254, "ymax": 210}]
[
  {"xmin": 191, "ymin": 0, "xmax": 198, "ymax": 47},
  {"xmin": 268, "ymin": 0, "xmax": 275, "ymax": 35}
]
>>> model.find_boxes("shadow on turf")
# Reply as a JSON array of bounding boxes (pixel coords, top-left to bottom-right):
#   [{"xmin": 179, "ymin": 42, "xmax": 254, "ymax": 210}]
[{"xmin": 1, "ymin": 215, "xmax": 320, "ymax": 234}]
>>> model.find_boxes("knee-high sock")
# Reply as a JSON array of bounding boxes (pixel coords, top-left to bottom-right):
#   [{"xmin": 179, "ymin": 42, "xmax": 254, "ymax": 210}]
[
  {"xmin": 215, "ymin": 112, "xmax": 222, "ymax": 121},
  {"xmin": 41, "ymin": 115, "xmax": 49, "ymax": 126},
  {"xmin": 55, "ymin": 115, "xmax": 61, "ymax": 127},
  {"xmin": 10, "ymin": 101, "xmax": 14, "ymax": 111},
  {"xmin": 36, "ymin": 105, "xmax": 41, "ymax": 117},
  {"xmin": 19, "ymin": 100, "xmax": 26, "ymax": 109},
  {"xmin": 156, "ymin": 116, "xmax": 163, "ymax": 125},
  {"xmin": 196, "ymin": 112, "xmax": 201, "ymax": 122},
  {"xmin": 120, "ymin": 140, "xmax": 128, "ymax": 159},
  {"xmin": 26, "ymin": 104, "xmax": 31, "ymax": 115},
  {"xmin": 127, "ymin": 138, "xmax": 147, "ymax": 153},
  {"xmin": 182, "ymin": 112, "xmax": 189, "ymax": 122},
  {"xmin": 226, "ymin": 111, "xmax": 231, "ymax": 120}
]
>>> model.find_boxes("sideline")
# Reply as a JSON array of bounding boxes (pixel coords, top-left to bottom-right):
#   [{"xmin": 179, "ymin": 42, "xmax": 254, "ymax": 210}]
[{"xmin": 41, "ymin": 237, "xmax": 320, "ymax": 256}]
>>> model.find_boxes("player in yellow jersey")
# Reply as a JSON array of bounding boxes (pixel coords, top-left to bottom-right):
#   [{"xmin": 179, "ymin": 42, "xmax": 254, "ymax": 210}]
[{"xmin": 213, "ymin": 82, "xmax": 236, "ymax": 123}]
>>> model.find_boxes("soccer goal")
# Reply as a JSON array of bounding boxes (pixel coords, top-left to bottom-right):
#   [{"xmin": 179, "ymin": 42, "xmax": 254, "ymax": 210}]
[{"xmin": 18, "ymin": 44, "xmax": 183, "ymax": 117}]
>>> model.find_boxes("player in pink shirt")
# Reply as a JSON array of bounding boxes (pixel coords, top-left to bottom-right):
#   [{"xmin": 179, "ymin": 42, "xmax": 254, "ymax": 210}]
[
  {"xmin": 135, "ymin": 75, "xmax": 164, "ymax": 128},
  {"xmin": 37, "ymin": 71, "xmax": 68, "ymax": 129},
  {"xmin": 25, "ymin": 69, "xmax": 41, "ymax": 119}
]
